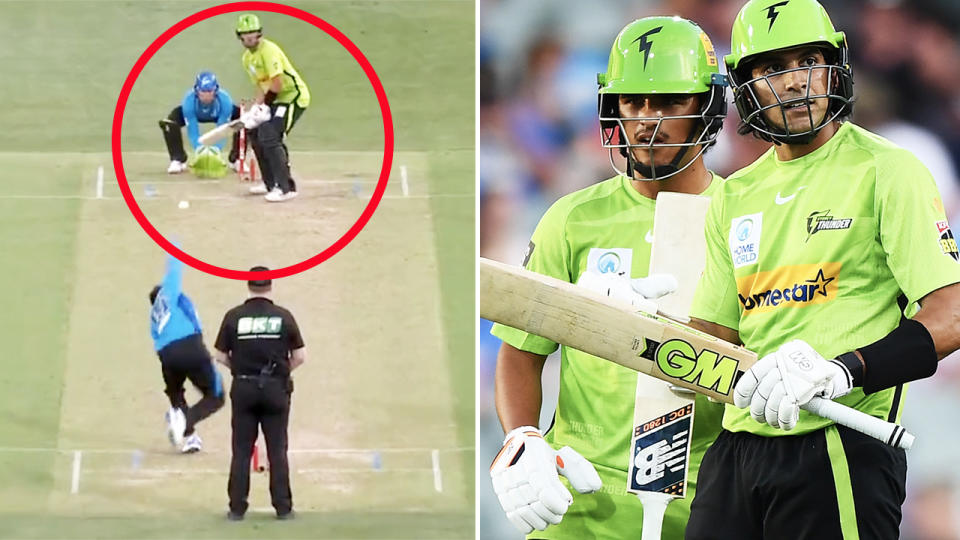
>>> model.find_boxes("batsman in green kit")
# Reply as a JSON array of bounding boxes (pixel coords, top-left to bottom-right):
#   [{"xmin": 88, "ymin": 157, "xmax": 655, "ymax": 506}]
[
  {"xmin": 685, "ymin": 1, "xmax": 960, "ymax": 538},
  {"xmin": 488, "ymin": 18, "xmax": 726, "ymax": 539},
  {"xmin": 236, "ymin": 13, "xmax": 310, "ymax": 202}
]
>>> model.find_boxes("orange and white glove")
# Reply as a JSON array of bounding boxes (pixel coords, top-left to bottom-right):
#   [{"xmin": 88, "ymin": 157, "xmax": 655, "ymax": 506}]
[{"xmin": 490, "ymin": 426, "xmax": 602, "ymax": 534}]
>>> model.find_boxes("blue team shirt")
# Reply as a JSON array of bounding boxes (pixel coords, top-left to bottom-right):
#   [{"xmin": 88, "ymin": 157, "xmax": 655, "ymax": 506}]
[
  {"xmin": 150, "ymin": 254, "xmax": 203, "ymax": 352},
  {"xmin": 181, "ymin": 88, "xmax": 234, "ymax": 151}
]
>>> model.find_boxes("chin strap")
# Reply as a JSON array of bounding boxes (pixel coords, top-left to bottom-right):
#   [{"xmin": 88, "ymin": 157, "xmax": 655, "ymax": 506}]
[{"xmin": 628, "ymin": 122, "xmax": 702, "ymax": 180}]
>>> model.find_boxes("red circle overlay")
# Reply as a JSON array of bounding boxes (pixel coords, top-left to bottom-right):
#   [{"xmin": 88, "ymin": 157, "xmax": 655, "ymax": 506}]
[{"xmin": 112, "ymin": 1, "xmax": 394, "ymax": 280}]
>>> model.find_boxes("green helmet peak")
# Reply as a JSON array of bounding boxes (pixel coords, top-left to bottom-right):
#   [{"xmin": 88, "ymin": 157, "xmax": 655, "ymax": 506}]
[
  {"xmin": 726, "ymin": 0, "xmax": 845, "ymax": 71},
  {"xmin": 598, "ymin": 16, "xmax": 727, "ymax": 181},
  {"xmin": 725, "ymin": 0, "xmax": 854, "ymax": 145},
  {"xmin": 236, "ymin": 13, "xmax": 262, "ymax": 34},
  {"xmin": 599, "ymin": 16, "xmax": 721, "ymax": 95}
]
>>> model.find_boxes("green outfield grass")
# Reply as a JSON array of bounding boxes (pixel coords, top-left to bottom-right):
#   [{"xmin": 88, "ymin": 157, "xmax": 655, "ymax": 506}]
[{"xmin": 0, "ymin": 1, "xmax": 474, "ymax": 538}]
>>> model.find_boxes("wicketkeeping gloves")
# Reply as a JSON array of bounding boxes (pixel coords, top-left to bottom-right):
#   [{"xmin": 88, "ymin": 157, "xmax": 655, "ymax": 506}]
[
  {"xmin": 490, "ymin": 426, "xmax": 602, "ymax": 534},
  {"xmin": 189, "ymin": 146, "xmax": 228, "ymax": 179}
]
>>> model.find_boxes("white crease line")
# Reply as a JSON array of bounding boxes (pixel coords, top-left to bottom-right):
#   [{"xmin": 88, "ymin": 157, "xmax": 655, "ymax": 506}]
[
  {"xmin": 298, "ymin": 467, "xmax": 433, "ymax": 474},
  {"xmin": 70, "ymin": 450, "xmax": 82, "ymax": 494},
  {"xmin": 81, "ymin": 467, "xmax": 434, "ymax": 475},
  {"xmin": 0, "ymin": 193, "xmax": 471, "ymax": 201},
  {"xmin": 400, "ymin": 165, "xmax": 410, "ymax": 197},
  {"xmin": 0, "ymin": 445, "xmax": 474, "ymax": 454},
  {"xmin": 432, "ymin": 448, "xmax": 443, "ymax": 493},
  {"xmin": 95, "ymin": 166, "xmax": 104, "ymax": 199},
  {"xmin": 127, "ymin": 179, "xmax": 379, "ymax": 185}
]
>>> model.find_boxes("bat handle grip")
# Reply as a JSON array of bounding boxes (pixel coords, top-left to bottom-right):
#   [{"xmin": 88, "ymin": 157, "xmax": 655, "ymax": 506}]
[
  {"xmin": 803, "ymin": 397, "xmax": 914, "ymax": 450},
  {"xmin": 635, "ymin": 491, "xmax": 671, "ymax": 540}
]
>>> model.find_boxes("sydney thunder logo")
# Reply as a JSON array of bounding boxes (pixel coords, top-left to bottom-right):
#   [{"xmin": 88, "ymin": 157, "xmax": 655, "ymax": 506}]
[
  {"xmin": 765, "ymin": 1, "xmax": 790, "ymax": 31},
  {"xmin": 806, "ymin": 210, "xmax": 853, "ymax": 242},
  {"xmin": 632, "ymin": 26, "xmax": 663, "ymax": 70}
]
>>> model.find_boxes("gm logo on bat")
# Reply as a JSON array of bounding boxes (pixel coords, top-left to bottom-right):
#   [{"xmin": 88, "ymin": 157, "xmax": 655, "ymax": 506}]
[{"xmin": 654, "ymin": 339, "xmax": 741, "ymax": 396}]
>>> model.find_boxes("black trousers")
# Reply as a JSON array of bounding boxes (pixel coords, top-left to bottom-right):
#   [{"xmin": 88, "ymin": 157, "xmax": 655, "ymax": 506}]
[
  {"xmin": 250, "ymin": 102, "xmax": 306, "ymax": 193},
  {"xmin": 157, "ymin": 334, "xmax": 225, "ymax": 437},
  {"xmin": 686, "ymin": 426, "xmax": 907, "ymax": 540},
  {"xmin": 159, "ymin": 105, "xmax": 242, "ymax": 163},
  {"xmin": 228, "ymin": 376, "xmax": 292, "ymax": 516}
]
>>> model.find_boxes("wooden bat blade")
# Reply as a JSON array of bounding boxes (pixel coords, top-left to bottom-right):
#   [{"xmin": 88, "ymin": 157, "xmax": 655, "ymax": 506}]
[
  {"xmin": 649, "ymin": 192, "xmax": 712, "ymax": 319},
  {"xmin": 480, "ymin": 257, "xmax": 751, "ymax": 403},
  {"xmin": 626, "ymin": 192, "xmax": 710, "ymax": 517},
  {"xmin": 198, "ymin": 120, "xmax": 242, "ymax": 146}
]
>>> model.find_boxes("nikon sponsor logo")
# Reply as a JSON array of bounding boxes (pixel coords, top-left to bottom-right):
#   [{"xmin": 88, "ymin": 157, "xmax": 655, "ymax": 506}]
[
  {"xmin": 806, "ymin": 210, "xmax": 853, "ymax": 242},
  {"xmin": 736, "ymin": 263, "xmax": 841, "ymax": 314}
]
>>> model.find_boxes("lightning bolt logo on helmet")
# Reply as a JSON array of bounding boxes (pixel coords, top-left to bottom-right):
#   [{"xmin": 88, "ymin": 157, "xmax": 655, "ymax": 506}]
[
  {"xmin": 631, "ymin": 26, "xmax": 663, "ymax": 69},
  {"xmin": 765, "ymin": 1, "xmax": 790, "ymax": 31}
]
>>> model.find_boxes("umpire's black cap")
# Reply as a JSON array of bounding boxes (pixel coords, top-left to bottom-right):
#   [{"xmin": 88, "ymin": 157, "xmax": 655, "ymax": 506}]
[{"xmin": 248, "ymin": 266, "xmax": 272, "ymax": 288}]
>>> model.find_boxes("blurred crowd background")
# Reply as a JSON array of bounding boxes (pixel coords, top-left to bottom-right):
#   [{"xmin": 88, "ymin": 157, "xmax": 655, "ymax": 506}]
[{"xmin": 478, "ymin": 0, "xmax": 960, "ymax": 538}]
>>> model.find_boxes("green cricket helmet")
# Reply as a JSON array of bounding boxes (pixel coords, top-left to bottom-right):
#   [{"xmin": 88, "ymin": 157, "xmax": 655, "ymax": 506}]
[
  {"xmin": 236, "ymin": 13, "xmax": 262, "ymax": 35},
  {"xmin": 598, "ymin": 16, "xmax": 727, "ymax": 181},
  {"xmin": 725, "ymin": 0, "xmax": 854, "ymax": 144}
]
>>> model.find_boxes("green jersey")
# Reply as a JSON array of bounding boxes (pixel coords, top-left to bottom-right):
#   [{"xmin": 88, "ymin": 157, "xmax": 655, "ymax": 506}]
[
  {"xmin": 691, "ymin": 122, "xmax": 960, "ymax": 437},
  {"xmin": 492, "ymin": 174, "xmax": 725, "ymax": 539},
  {"xmin": 242, "ymin": 38, "xmax": 311, "ymax": 108}
]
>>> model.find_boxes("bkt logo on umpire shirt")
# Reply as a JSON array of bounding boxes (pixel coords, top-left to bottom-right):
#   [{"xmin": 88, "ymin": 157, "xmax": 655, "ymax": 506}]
[{"xmin": 238, "ymin": 316, "xmax": 282, "ymax": 339}]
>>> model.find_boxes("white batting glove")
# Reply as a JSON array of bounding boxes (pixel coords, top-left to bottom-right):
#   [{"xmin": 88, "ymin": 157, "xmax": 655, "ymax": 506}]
[
  {"xmin": 490, "ymin": 427, "xmax": 601, "ymax": 534},
  {"xmin": 240, "ymin": 105, "xmax": 271, "ymax": 129},
  {"xmin": 576, "ymin": 271, "xmax": 676, "ymax": 314},
  {"xmin": 253, "ymin": 103, "xmax": 272, "ymax": 123},
  {"xmin": 240, "ymin": 109, "xmax": 259, "ymax": 129},
  {"xmin": 733, "ymin": 340, "xmax": 853, "ymax": 430}
]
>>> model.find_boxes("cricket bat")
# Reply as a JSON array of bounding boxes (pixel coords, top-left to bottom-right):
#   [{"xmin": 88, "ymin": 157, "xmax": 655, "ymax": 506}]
[
  {"xmin": 198, "ymin": 119, "xmax": 242, "ymax": 146},
  {"xmin": 479, "ymin": 257, "xmax": 914, "ymax": 450},
  {"xmin": 627, "ymin": 192, "xmax": 711, "ymax": 539}
]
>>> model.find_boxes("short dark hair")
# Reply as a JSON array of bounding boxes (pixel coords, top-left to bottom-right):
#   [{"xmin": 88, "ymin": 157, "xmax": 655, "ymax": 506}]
[
  {"xmin": 248, "ymin": 266, "xmax": 272, "ymax": 292},
  {"xmin": 149, "ymin": 285, "xmax": 161, "ymax": 305}
]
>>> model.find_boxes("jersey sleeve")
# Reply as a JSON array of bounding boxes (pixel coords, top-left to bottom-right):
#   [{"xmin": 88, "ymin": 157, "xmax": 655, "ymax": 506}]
[
  {"xmin": 181, "ymin": 94, "xmax": 201, "ymax": 150},
  {"xmin": 160, "ymin": 252, "xmax": 183, "ymax": 302},
  {"xmin": 261, "ymin": 42, "xmax": 284, "ymax": 79},
  {"xmin": 286, "ymin": 311, "xmax": 305, "ymax": 349},
  {"xmin": 690, "ymin": 189, "xmax": 742, "ymax": 330},
  {"xmin": 217, "ymin": 90, "xmax": 233, "ymax": 123},
  {"xmin": 214, "ymin": 91, "xmax": 233, "ymax": 151},
  {"xmin": 876, "ymin": 149, "xmax": 960, "ymax": 304},
  {"xmin": 214, "ymin": 312, "xmax": 233, "ymax": 353},
  {"xmin": 489, "ymin": 201, "xmax": 571, "ymax": 356},
  {"xmin": 241, "ymin": 52, "xmax": 258, "ymax": 86}
]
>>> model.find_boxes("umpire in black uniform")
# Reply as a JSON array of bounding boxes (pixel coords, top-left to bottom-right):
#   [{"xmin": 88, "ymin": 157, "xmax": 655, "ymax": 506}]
[{"xmin": 212, "ymin": 267, "xmax": 306, "ymax": 521}]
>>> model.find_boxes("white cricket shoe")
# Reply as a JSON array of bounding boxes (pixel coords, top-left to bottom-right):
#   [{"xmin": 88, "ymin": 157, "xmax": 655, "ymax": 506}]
[
  {"xmin": 167, "ymin": 160, "xmax": 186, "ymax": 174},
  {"xmin": 165, "ymin": 408, "xmax": 186, "ymax": 447},
  {"xmin": 265, "ymin": 189, "xmax": 298, "ymax": 202},
  {"xmin": 249, "ymin": 183, "xmax": 269, "ymax": 195},
  {"xmin": 182, "ymin": 433, "xmax": 202, "ymax": 454}
]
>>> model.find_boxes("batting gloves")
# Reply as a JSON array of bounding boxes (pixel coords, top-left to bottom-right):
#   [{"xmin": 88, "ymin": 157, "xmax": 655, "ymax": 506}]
[
  {"xmin": 240, "ymin": 104, "xmax": 272, "ymax": 130},
  {"xmin": 733, "ymin": 340, "xmax": 853, "ymax": 430},
  {"xmin": 490, "ymin": 426, "xmax": 602, "ymax": 534},
  {"xmin": 576, "ymin": 271, "xmax": 677, "ymax": 315}
]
